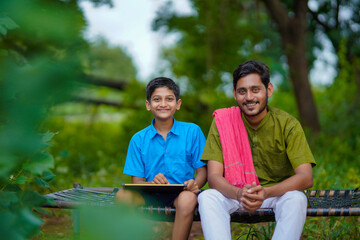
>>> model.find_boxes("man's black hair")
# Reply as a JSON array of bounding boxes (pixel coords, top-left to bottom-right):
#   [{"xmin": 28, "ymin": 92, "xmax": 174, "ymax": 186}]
[
  {"xmin": 146, "ymin": 77, "xmax": 180, "ymax": 101},
  {"xmin": 233, "ymin": 60, "xmax": 270, "ymax": 89}
]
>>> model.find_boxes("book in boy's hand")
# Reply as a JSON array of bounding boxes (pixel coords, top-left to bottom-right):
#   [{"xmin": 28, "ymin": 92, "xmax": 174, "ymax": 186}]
[{"xmin": 121, "ymin": 183, "xmax": 186, "ymax": 194}]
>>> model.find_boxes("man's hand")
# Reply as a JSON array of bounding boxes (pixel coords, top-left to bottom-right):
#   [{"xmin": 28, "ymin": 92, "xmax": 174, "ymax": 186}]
[
  {"xmin": 151, "ymin": 173, "xmax": 169, "ymax": 184},
  {"xmin": 240, "ymin": 182, "xmax": 267, "ymax": 213},
  {"xmin": 184, "ymin": 179, "xmax": 200, "ymax": 194}
]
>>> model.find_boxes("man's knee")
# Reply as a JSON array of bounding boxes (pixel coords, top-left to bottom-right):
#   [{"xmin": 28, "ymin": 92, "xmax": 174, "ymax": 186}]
[{"xmin": 277, "ymin": 190, "xmax": 308, "ymax": 210}]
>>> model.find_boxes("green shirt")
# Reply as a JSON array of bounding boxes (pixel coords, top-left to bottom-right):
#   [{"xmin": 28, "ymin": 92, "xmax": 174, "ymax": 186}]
[{"xmin": 201, "ymin": 106, "xmax": 316, "ymax": 187}]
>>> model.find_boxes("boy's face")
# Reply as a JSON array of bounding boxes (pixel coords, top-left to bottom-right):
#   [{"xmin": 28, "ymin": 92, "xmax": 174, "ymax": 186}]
[
  {"xmin": 145, "ymin": 87, "xmax": 182, "ymax": 121},
  {"xmin": 233, "ymin": 73, "xmax": 273, "ymax": 120}
]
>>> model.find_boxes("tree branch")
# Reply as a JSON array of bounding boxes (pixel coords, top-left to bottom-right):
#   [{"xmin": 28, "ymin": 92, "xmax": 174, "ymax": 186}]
[
  {"xmin": 261, "ymin": 0, "xmax": 290, "ymax": 32},
  {"xmin": 72, "ymin": 96, "xmax": 123, "ymax": 108},
  {"xmin": 83, "ymin": 74, "xmax": 128, "ymax": 91}
]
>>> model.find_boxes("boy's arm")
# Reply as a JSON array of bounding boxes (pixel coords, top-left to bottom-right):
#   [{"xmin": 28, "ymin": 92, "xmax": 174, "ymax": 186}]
[{"xmin": 184, "ymin": 166, "xmax": 207, "ymax": 194}]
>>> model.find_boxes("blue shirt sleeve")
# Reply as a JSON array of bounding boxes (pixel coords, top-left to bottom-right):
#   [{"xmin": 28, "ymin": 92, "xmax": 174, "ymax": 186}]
[
  {"xmin": 123, "ymin": 134, "xmax": 145, "ymax": 178},
  {"xmin": 190, "ymin": 125, "xmax": 206, "ymax": 169}
]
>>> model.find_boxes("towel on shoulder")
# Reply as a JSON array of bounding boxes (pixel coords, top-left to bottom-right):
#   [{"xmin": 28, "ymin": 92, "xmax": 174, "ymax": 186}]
[{"xmin": 213, "ymin": 106, "xmax": 259, "ymax": 188}]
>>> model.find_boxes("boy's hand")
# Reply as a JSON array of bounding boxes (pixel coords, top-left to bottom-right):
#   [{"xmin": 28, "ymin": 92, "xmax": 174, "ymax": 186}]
[
  {"xmin": 184, "ymin": 179, "xmax": 200, "ymax": 194},
  {"xmin": 151, "ymin": 173, "xmax": 169, "ymax": 184}
]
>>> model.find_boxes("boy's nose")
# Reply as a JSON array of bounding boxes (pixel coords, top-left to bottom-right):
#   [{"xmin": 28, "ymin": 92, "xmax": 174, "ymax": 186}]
[{"xmin": 160, "ymin": 99, "xmax": 167, "ymax": 106}]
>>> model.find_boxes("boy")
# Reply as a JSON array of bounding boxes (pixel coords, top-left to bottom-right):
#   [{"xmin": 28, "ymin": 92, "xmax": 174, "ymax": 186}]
[{"xmin": 123, "ymin": 77, "xmax": 207, "ymax": 240}]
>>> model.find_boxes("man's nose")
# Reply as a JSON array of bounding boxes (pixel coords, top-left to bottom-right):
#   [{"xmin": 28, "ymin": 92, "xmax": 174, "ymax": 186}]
[{"xmin": 245, "ymin": 91, "xmax": 254, "ymax": 100}]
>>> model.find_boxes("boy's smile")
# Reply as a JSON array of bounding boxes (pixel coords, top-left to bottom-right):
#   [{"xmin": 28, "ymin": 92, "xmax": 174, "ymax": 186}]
[{"xmin": 145, "ymin": 87, "xmax": 182, "ymax": 122}]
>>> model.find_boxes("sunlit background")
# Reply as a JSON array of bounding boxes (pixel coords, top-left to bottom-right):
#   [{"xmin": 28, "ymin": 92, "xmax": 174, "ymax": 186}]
[{"xmin": 0, "ymin": 0, "xmax": 359, "ymax": 239}]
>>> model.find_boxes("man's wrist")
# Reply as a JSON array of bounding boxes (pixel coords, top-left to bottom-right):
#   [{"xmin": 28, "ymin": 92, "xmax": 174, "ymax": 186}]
[{"xmin": 236, "ymin": 188, "xmax": 242, "ymax": 201}]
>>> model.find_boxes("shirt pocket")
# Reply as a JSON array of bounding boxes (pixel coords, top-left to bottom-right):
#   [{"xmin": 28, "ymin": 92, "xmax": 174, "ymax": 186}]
[{"xmin": 171, "ymin": 153, "xmax": 194, "ymax": 179}]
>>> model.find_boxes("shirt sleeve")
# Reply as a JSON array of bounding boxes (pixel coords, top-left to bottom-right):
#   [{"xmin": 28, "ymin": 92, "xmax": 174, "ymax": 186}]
[
  {"xmin": 285, "ymin": 120, "xmax": 317, "ymax": 169},
  {"xmin": 123, "ymin": 134, "xmax": 145, "ymax": 178},
  {"xmin": 201, "ymin": 119, "xmax": 224, "ymax": 164},
  {"xmin": 190, "ymin": 124, "xmax": 207, "ymax": 169}
]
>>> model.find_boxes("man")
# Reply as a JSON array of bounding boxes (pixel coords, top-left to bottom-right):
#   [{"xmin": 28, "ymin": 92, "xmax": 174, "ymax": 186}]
[{"xmin": 198, "ymin": 60, "xmax": 316, "ymax": 240}]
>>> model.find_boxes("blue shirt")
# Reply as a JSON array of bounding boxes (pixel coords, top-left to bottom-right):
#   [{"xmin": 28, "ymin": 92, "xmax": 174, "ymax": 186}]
[{"xmin": 123, "ymin": 119, "xmax": 206, "ymax": 184}]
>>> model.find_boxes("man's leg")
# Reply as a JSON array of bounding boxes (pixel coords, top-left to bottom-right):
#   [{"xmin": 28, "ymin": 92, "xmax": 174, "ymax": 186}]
[
  {"xmin": 198, "ymin": 189, "xmax": 240, "ymax": 240},
  {"xmin": 172, "ymin": 191, "xmax": 197, "ymax": 240},
  {"xmin": 262, "ymin": 190, "xmax": 308, "ymax": 240}
]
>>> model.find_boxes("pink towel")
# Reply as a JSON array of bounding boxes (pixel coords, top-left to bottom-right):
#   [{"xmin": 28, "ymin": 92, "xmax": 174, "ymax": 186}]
[{"xmin": 213, "ymin": 106, "xmax": 259, "ymax": 188}]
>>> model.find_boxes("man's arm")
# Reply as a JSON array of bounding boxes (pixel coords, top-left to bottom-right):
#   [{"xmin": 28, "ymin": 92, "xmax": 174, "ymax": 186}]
[
  {"xmin": 241, "ymin": 163, "xmax": 313, "ymax": 212},
  {"xmin": 264, "ymin": 162, "xmax": 313, "ymax": 198},
  {"xmin": 207, "ymin": 160, "xmax": 245, "ymax": 200}
]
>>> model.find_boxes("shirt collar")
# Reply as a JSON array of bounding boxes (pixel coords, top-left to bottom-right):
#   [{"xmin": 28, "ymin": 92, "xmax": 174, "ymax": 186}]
[
  {"xmin": 149, "ymin": 118, "xmax": 180, "ymax": 138},
  {"xmin": 242, "ymin": 106, "xmax": 271, "ymax": 131}
]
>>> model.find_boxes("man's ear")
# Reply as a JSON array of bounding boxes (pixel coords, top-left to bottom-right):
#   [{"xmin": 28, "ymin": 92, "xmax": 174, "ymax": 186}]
[
  {"xmin": 145, "ymin": 100, "xmax": 151, "ymax": 111},
  {"xmin": 176, "ymin": 99, "xmax": 182, "ymax": 110},
  {"xmin": 267, "ymin": 83, "xmax": 274, "ymax": 98},
  {"xmin": 232, "ymin": 88, "xmax": 236, "ymax": 100}
]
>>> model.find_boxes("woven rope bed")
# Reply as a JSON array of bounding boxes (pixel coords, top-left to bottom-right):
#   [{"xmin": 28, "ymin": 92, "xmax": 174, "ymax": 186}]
[{"xmin": 44, "ymin": 184, "xmax": 359, "ymax": 223}]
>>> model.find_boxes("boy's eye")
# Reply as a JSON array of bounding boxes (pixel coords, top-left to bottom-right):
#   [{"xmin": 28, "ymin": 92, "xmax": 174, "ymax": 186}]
[
  {"xmin": 153, "ymin": 98, "xmax": 160, "ymax": 102},
  {"xmin": 167, "ymin": 97, "xmax": 174, "ymax": 101}
]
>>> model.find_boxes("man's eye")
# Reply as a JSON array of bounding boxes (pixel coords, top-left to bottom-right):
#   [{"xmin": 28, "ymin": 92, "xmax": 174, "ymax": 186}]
[
  {"xmin": 253, "ymin": 88, "xmax": 259, "ymax": 93},
  {"xmin": 238, "ymin": 90, "xmax": 246, "ymax": 95}
]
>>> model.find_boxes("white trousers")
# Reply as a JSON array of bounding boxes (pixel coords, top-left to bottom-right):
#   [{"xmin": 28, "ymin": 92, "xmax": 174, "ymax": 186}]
[{"xmin": 198, "ymin": 189, "xmax": 307, "ymax": 240}]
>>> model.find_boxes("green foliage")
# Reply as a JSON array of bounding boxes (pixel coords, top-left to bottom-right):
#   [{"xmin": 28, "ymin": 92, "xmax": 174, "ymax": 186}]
[
  {"xmin": 79, "ymin": 204, "xmax": 154, "ymax": 240},
  {"xmin": 46, "ymin": 117, "xmax": 131, "ymax": 189},
  {"xmin": 83, "ymin": 36, "xmax": 137, "ymax": 81},
  {"xmin": 0, "ymin": 0, "xmax": 88, "ymax": 239}
]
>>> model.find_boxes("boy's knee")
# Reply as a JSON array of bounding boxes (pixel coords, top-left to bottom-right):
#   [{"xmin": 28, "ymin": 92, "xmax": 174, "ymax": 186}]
[{"xmin": 175, "ymin": 191, "xmax": 197, "ymax": 214}]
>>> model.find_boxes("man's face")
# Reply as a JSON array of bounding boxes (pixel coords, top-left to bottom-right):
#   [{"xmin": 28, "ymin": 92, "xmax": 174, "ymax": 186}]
[
  {"xmin": 145, "ymin": 87, "xmax": 181, "ymax": 121},
  {"xmin": 233, "ymin": 73, "xmax": 273, "ymax": 119}
]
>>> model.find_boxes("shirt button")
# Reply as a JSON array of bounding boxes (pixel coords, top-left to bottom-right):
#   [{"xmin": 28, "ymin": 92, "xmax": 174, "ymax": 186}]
[{"xmin": 165, "ymin": 150, "xmax": 168, "ymax": 153}]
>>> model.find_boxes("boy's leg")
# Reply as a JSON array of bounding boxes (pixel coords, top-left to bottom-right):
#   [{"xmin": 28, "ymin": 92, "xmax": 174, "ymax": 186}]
[
  {"xmin": 172, "ymin": 191, "xmax": 197, "ymax": 240},
  {"xmin": 198, "ymin": 189, "xmax": 240, "ymax": 240},
  {"xmin": 261, "ymin": 190, "xmax": 307, "ymax": 240}
]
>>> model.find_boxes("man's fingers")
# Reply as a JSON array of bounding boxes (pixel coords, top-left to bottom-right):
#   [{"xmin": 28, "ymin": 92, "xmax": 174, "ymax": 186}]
[{"xmin": 246, "ymin": 185, "xmax": 263, "ymax": 194}]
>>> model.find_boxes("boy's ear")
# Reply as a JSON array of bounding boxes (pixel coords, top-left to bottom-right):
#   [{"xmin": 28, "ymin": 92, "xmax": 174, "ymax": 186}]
[
  {"xmin": 145, "ymin": 100, "xmax": 151, "ymax": 111},
  {"xmin": 176, "ymin": 99, "xmax": 182, "ymax": 110}
]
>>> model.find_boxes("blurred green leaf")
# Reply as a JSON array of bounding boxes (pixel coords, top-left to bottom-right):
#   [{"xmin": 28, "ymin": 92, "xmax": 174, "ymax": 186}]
[
  {"xmin": 34, "ymin": 176, "xmax": 50, "ymax": 189},
  {"xmin": 15, "ymin": 176, "xmax": 29, "ymax": 185},
  {"xmin": 0, "ymin": 14, "xmax": 19, "ymax": 36},
  {"xmin": 24, "ymin": 152, "xmax": 54, "ymax": 175},
  {"xmin": 80, "ymin": 204, "xmax": 154, "ymax": 240}
]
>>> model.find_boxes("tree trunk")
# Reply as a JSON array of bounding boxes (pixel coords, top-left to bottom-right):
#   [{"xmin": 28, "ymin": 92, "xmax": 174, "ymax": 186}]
[{"xmin": 262, "ymin": 0, "xmax": 321, "ymax": 132}]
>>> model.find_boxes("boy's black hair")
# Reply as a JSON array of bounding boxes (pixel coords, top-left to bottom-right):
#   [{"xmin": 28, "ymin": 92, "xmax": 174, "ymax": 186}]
[
  {"xmin": 146, "ymin": 77, "xmax": 180, "ymax": 101},
  {"xmin": 233, "ymin": 60, "xmax": 270, "ymax": 89}
]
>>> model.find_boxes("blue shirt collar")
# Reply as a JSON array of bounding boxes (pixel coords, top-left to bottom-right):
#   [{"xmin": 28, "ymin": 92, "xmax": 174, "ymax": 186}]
[{"xmin": 150, "ymin": 118, "xmax": 180, "ymax": 138}]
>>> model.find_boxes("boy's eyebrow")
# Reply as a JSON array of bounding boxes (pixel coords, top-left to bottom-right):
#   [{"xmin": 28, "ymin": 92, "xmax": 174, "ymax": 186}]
[{"xmin": 151, "ymin": 94, "xmax": 176, "ymax": 98}]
